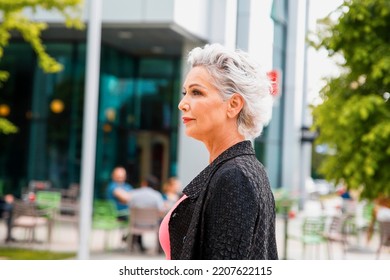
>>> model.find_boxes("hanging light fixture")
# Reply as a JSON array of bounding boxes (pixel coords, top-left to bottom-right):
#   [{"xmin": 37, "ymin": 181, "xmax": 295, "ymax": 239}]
[
  {"xmin": 50, "ymin": 99, "xmax": 65, "ymax": 113},
  {"xmin": 0, "ymin": 104, "xmax": 10, "ymax": 117}
]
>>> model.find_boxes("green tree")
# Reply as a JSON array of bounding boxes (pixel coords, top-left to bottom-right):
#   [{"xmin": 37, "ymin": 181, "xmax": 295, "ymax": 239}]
[
  {"xmin": 0, "ymin": 0, "xmax": 84, "ymax": 133},
  {"xmin": 310, "ymin": 0, "xmax": 390, "ymax": 200}
]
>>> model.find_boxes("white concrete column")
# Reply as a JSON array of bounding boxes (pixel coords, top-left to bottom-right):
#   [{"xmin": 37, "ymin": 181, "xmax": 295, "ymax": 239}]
[{"xmin": 281, "ymin": 0, "xmax": 308, "ymax": 195}]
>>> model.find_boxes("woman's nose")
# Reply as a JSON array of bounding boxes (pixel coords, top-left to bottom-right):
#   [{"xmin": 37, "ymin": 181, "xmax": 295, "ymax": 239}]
[{"xmin": 178, "ymin": 98, "xmax": 189, "ymax": 111}]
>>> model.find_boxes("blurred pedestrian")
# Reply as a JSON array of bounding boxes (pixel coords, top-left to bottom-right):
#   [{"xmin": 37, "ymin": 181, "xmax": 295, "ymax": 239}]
[
  {"xmin": 161, "ymin": 177, "xmax": 181, "ymax": 212},
  {"xmin": 159, "ymin": 43, "xmax": 278, "ymax": 260},
  {"xmin": 0, "ymin": 193, "xmax": 15, "ymax": 242},
  {"xmin": 106, "ymin": 166, "xmax": 133, "ymax": 220},
  {"xmin": 336, "ymin": 184, "xmax": 356, "ymax": 214}
]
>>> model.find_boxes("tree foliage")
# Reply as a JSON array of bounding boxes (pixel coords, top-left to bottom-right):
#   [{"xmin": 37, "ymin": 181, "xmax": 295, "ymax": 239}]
[
  {"xmin": 310, "ymin": 0, "xmax": 390, "ymax": 200},
  {"xmin": 0, "ymin": 0, "xmax": 84, "ymax": 134}
]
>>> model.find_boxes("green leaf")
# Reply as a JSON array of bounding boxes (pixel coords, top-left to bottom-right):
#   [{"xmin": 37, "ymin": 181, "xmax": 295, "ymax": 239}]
[
  {"xmin": 0, "ymin": 117, "xmax": 18, "ymax": 134},
  {"xmin": 0, "ymin": 0, "xmax": 84, "ymax": 85}
]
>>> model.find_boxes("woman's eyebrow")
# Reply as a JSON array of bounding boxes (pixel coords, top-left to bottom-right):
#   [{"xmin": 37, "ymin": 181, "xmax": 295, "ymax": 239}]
[{"xmin": 184, "ymin": 83, "xmax": 206, "ymax": 89}]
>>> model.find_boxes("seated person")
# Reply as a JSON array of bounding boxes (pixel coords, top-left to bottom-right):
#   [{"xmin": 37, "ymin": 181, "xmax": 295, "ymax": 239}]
[
  {"xmin": 106, "ymin": 166, "xmax": 133, "ymax": 221},
  {"xmin": 129, "ymin": 174, "xmax": 165, "ymax": 252},
  {"xmin": 130, "ymin": 175, "xmax": 165, "ymax": 210},
  {"xmin": 161, "ymin": 177, "xmax": 181, "ymax": 212},
  {"xmin": 0, "ymin": 194, "xmax": 15, "ymax": 242}
]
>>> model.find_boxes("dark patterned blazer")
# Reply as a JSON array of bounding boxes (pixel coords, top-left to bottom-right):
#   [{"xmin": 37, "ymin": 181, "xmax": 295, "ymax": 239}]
[{"xmin": 168, "ymin": 140, "xmax": 278, "ymax": 259}]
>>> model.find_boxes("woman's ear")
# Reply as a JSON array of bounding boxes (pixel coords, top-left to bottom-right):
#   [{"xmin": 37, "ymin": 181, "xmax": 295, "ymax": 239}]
[{"xmin": 227, "ymin": 93, "xmax": 244, "ymax": 118}]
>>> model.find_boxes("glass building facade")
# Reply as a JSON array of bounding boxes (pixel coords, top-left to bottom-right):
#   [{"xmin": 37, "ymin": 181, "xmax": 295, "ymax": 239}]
[
  {"xmin": 0, "ymin": 0, "xmax": 301, "ymax": 198},
  {"xmin": 254, "ymin": 0, "xmax": 288, "ymax": 189},
  {"xmin": 0, "ymin": 41, "xmax": 181, "ymax": 197}
]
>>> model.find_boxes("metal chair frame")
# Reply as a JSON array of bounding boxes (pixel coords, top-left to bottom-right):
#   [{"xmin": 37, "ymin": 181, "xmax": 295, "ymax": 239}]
[
  {"xmin": 11, "ymin": 199, "xmax": 53, "ymax": 243},
  {"xmin": 300, "ymin": 216, "xmax": 327, "ymax": 259},
  {"xmin": 92, "ymin": 200, "xmax": 128, "ymax": 250},
  {"xmin": 376, "ymin": 220, "xmax": 390, "ymax": 259},
  {"xmin": 323, "ymin": 214, "xmax": 352, "ymax": 259},
  {"xmin": 127, "ymin": 207, "xmax": 161, "ymax": 255}
]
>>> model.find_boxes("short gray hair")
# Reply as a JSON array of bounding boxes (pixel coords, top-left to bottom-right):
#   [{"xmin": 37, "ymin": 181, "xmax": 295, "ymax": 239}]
[{"xmin": 187, "ymin": 43, "xmax": 273, "ymax": 139}]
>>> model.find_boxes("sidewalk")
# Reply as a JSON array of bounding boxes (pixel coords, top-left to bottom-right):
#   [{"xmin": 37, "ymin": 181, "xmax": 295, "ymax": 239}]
[{"xmin": 1, "ymin": 210, "xmax": 389, "ymax": 260}]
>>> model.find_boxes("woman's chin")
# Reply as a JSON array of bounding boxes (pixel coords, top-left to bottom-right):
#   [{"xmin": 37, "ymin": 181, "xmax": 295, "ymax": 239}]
[{"xmin": 185, "ymin": 130, "xmax": 201, "ymax": 141}]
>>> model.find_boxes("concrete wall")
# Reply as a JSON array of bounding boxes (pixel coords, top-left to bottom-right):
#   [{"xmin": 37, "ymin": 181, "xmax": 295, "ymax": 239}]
[
  {"xmin": 281, "ymin": 0, "xmax": 308, "ymax": 195},
  {"xmin": 28, "ymin": 0, "xmax": 175, "ymax": 23}
]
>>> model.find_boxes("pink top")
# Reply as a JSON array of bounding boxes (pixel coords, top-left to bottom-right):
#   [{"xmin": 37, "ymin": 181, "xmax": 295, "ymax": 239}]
[{"xmin": 159, "ymin": 194, "xmax": 188, "ymax": 260}]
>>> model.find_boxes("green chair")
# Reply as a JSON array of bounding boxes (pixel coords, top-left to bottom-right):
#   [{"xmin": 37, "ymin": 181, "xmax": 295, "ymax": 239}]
[
  {"xmin": 35, "ymin": 191, "xmax": 62, "ymax": 241},
  {"xmin": 92, "ymin": 200, "xmax": 128, "ymax": 250},
  {"xmin": 35, "ymin": 191, "xmax": 62, "ymax": 212},
  {"xmin": 301, "ymin": 216, "xmax": 327, "ymax": 259},
  {"xmin": 361, "ymin": 201, "xmax": 375, "ymax": 231}
]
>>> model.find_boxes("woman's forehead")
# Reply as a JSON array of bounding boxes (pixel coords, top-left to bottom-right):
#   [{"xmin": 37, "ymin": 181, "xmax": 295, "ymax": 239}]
[{"xmin": 183, "ymin": 66, "xmax": 216, "ymax": 89}]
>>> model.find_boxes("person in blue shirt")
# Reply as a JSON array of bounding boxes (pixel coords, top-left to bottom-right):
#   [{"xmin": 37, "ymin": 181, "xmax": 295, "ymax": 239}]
[{"xmin": 106, "ymin": 166, "xmax": 133, "ymax": 220}]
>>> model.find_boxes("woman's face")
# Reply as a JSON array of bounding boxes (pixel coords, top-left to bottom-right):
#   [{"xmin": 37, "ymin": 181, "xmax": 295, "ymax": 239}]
[{"xmin": 178, "ymin": 66, "xmax": 229, "ymax": 142}]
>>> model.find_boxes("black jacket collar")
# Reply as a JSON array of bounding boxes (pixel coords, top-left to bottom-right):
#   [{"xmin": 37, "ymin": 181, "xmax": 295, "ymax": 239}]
[{"xmin": 182, "ymin": 140, "xmax": 255, "ymax": 200}]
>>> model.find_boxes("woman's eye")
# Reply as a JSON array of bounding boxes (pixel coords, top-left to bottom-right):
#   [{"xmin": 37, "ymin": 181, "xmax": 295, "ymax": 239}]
[
  {"xmin": 181, "ymin": 91, "xmax": 187, "ymax": 96},
  {"xmin": 192, "ymin": 90, "xmax": 202, "ymax": 96}
]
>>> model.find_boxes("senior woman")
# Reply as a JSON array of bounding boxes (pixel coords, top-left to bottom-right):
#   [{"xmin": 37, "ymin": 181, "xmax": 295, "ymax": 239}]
[{"xmin": 159, "ymin": 43, "xmax": 278, "ymax": 260}]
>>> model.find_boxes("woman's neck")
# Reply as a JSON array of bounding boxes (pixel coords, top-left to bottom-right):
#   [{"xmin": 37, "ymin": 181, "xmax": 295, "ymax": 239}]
[{"xmin": 206, "ymin": 135, "xmax": 245, "ymax": 163}]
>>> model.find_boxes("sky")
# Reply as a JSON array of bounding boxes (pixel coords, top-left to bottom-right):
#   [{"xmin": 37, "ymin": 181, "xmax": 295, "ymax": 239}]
[{"xmin": 307, "ymin": 0, "xmax": 344, "ymax": 105}]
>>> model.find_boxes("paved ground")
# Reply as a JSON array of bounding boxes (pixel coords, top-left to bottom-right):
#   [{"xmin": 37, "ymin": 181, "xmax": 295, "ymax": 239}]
[{"xmin": 1, "ymin": 203, "xmax": 389, "ymax": 260}]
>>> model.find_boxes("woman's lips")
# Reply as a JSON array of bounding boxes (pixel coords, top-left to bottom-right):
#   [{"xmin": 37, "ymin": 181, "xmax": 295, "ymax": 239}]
[{"xmin": 182, "ymin": 117, "xmax": 194, "ymax": 124}]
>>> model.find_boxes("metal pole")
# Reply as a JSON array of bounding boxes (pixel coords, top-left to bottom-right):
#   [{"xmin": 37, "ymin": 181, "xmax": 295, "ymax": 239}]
[
  {"xmin": 299, "ymin": 0, "xmax": 311, "ymax": 210},
  {"xmin": 283, "ymin": 206, "xmax": 289, "ymax": 260},
  {"xmin": 77, "ymin": 0, "xmax": 102, "ymax": 260}
]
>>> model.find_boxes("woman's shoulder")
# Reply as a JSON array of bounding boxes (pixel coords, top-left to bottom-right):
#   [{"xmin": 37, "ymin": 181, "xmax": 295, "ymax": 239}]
[
  {"xmin": 216, "ymin": 154, "xmax": 267, "ymax": 177},
  {"xmin": 211, "ymin": 155, "xmax": 271, "ymax": 195},
  {"xmin": 212, "ymin": 158, "xmax": 262, "ymax": 189}
]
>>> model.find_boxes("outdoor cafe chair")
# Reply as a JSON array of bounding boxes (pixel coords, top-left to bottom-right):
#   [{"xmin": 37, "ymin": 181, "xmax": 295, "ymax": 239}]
[
  {"xmin": 323, "ymin": 214, "xmax": 350, "ymax": 259},
  {"xmin": 27, "ymin": 180, "xmax": 51, "ymax": 192},
  {"xmin": 11, "ymin": 199, "xmax": 53, "ymax": 243},
  {"xmin": 300, "ymin": 216, "xmax": 327, "ymax": 259},
  {"xmin": 376, "ymin": 221, "xmax": 390, "ymax": 259},
  {"xmin": 127, "ymin": 207, "xmax": 161, "ymax": 255},
  {"xmin": 35, "ymin": 190, "xmax": 62, "ymax": 212},
  {"xmin": 92, "ymin": 200, "xmax": 128, "ymax": 250},
  {"xmin": 51, "ymin": 184, "xmax": 80, "ymax": 228}
]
